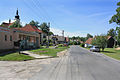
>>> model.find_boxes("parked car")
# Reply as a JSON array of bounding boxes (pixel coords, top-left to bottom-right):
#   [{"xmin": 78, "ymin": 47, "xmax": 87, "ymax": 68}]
[{"xmin": 90, "ymin": 46, "xmax": 100, "ymax": 52}]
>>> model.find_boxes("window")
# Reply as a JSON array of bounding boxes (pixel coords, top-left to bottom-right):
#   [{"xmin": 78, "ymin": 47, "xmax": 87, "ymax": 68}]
[
  {"xmin": 5, "ymin": 35, "xmax": 7, "ymax": 41},
  {"xmin": 10, "ymin": 35, "xmax": 12, "ymax": 41}
]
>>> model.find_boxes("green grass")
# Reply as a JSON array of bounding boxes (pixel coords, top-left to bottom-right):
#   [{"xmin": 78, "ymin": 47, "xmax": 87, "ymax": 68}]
[
  {"xmin": 101, "ymin": 48, "xmax": 120, "ymax": 60},
  {"xmin": 0, "ymin": 53, "xmax": 34, "ymax": 61},
  {"xmin": 30, "ymin": 46, "xmax": 68, "ymax": 57}
]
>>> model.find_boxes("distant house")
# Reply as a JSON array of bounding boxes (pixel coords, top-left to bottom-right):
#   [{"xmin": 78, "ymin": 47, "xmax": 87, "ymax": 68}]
[
  {"xmin": 85, "ymin": 38, "xmax": 93, "ymax": 47},
  {"xmin": 55, "ymin": 36, "xmax": 66, "ymax": 44},
  {"xmin": 107, "ymin": 36, "xmax": 115, "ymax": 48},
  {"xmin": 65, "ymin": 37, "xmax": 70, "ymax": 44},
  {"xmin": 49, "ymin": 35, "xmax": 68, "ymax": 45},
  {"xmin": 1, "ymin": 21, "xmax": 13, "ymax": 27},
  {"xmin": 85, "ymin": 36, "xmax": 115, "ymax": 48}
]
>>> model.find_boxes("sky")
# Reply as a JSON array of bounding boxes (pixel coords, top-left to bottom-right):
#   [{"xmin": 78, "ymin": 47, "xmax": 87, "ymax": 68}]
[{"xmin": 0, "ymin": 0, "xmax": 119, "ymax": 37}]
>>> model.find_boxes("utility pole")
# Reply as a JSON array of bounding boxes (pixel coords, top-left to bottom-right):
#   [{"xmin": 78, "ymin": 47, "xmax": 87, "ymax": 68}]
[
  {"xmin": 62, "ymin": 30, "xmax": 64, "ymax": 37},
  {"xmin": 47, "ymin": 22, "xmax": 50, "ymax": 48}
]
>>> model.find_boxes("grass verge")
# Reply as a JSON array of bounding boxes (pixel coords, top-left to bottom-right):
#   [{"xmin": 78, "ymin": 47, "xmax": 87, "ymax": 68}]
[
  {"xmin": 82, "ymin": 47, "xmax": 120, "ymax": 60},
  {"xmin": 101, "ymin": 48, "xmax": 120, "ymax": 60},
  {"xmin": 30, "ymin": 46, "xmax": 68, "ymax": 57},
  {"xmin": 0, "ymin": 53, "xmax": 34, "ymax": 61}
]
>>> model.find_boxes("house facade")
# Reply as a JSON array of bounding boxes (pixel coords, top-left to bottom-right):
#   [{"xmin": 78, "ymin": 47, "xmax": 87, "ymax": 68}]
[
  {"xmin": 85, "ymin": 38, "xmax": 93, "ymax": 47},
  {"xmin": 0, "ymin": 26, "xmax": 14, "ymax": 50},
  {"xmin": 84, "ymin": 36, "xmax": 115, "ymax": 48},
  {"xmin": 0, "ymin": 25, "xmax": 41, "ymax": 51}
]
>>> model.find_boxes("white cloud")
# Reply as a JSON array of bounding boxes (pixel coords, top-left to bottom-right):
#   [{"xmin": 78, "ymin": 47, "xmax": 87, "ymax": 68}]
[
  {"xmin": 50, "ymin": 28, "xmax": 87, "ymax": 37},
  {"xmin": 87, "ymin": 12, "xmax": 112, "ymax": 18}
]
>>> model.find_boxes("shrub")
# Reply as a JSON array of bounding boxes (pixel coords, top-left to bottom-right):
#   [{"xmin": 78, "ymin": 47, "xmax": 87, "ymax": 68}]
[
  {"xmin": 73, "ymin": 41, "xmax": 77, "ymax": 45},
  {"xmin": 49, "ymin": 43, "xmax": 53, "ymax": 46},
  {"xmin": 70, "ymin": 41, "xmax": 73, "ymax": 45},
  {"xmin": 77, "ymin": 41, "xmax": 81, "ymax": 45},
  {"xmin": 58, "ymin": 44, "xmax": 63, "ymax": 47},
  {"xmin": 80, "ymin": 43, "xmax": 85, "ymax": 47}
]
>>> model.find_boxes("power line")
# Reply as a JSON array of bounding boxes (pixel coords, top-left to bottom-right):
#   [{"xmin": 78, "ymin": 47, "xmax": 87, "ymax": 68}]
[
  {"xmin": 30, "ymin": 0, "xmax": 62, "ymax": 29},
  {"xmin": 22, "ymin": 0, "xmax": 44, "ymax": 22}
]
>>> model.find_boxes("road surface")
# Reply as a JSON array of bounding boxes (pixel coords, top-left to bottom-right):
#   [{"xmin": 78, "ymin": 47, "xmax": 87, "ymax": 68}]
[{"xmin": 29, "ymin": 45, "xmax": 120, "ymax": 80}]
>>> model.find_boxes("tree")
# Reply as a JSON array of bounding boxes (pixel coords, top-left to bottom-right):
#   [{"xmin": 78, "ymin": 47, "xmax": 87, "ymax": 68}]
[
  {"xmin": 92, "ymin": 35, "xmax": 107, "ymax": 51},
  {"xmin": 49, "ymin": 31, "xmax": 54, "ymax": 36},
  {"xmin": 115, "ymin": 27, "xmax": 120, "ymax": 45},
  {"xmin": 79, "ymin": 37, "xmax": 86, "ymax": 42},
  {"xmin": 107, "ymin": 28, "xmax": 116, "ymax": 37},
  {"xmin": 72, "ymin": 36, "xmax": 76, "ymax": 41},
  {"xmin": 9, "ymin": 21, "xmax": 22, "ymax": 28},
  {"xmin": 86, "ymin": 33, "xmax": 93, "ymax": 39},
  {"xmin": 109, "ymin": 2, "xmax": 120, "ymax": 25},
  {"xmin": 40, "ymin": 22, "xmax": 49, "ymax": 33},
  {"xmin": 29, "ymin": 20, "xmax": 40, "ymax": 27},
  {"xmin": 109, "ymin": 2, "xmax": 120, "ymax": 46}
]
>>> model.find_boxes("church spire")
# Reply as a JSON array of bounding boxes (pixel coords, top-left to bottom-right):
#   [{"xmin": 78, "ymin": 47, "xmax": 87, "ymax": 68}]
[
  {"xmin": 16, "ymin": 8, "xmax": 18, "ymax": 16},
  {"xmin": 15, "ymin": 8, "xmax": 20, "ymax": 23}
]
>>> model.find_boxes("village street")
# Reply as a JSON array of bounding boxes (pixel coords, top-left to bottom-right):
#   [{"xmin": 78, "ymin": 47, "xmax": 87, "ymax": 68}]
[
  {"xmin": 1, "ymin": 45, "xmax": 120, "ymax": 80},
  {"xmin": 29, "ymin": 45, "xmax": 120, "ymax": 80}
]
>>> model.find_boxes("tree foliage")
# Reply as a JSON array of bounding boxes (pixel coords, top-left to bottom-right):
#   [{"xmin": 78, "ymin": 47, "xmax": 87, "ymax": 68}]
[
  {"xmin": 107, "ymin": 28, "xmax": 116, "ymax": 37},
  {"xmin": 49, "ymin": 31, "xmax": 54, "ymax": 36},
  {"xmin": 115, "ymin": 27, "xmax": 120, "ymax": 45},
  {"xmin": 86, "ymin": 33, "xmax": 93, "ymax": 39},
  {"xmin": 92, "ymin": 35, "xmax": 107, "ymax": 51},
  {"xmin": 29, "ymin": 20, "xmax": 40, "ymax": 27},
  {"xmin": 109, "ymin": 2, "xmax": 120, "ymax": 25},
  {"xmin": 40, "ymin": 22, "xmax": 49, "ymax": 33},
  {"xmin": 9, "ymin": 21, "xmax": 22, "ymax": 28}
]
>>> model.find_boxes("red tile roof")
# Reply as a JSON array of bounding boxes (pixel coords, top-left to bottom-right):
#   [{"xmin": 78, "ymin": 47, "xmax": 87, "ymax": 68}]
[
  {"xmin": 14, "ymin": 24, "xmax": 43, "ymax": 33},
  {"xmin": 85, "ymin": 38, "xmax": 93, "ymax": 44},
  {"xmin": 1, "ymin": 22, "xmax": 13, "ymax": 27}
]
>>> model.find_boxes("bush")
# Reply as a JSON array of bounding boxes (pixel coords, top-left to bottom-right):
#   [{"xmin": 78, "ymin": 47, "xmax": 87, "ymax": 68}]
[
  {"xmin": 58, "ymin": 44, "xmax": 63, "ymax": 47},
  {"xmin": 80, "ymin": 43, "xmax": 85, "ymax": 47},
  {"xmin": 77, "ymin": 41, "xmax": 81, "ymax": 45},
  {"xmin": 70, "ymin": 41, "xmax": 73, "ymax": 45},
  {"xmin": 73, "ymin": 41, "xmax": 77, "ymax": 45},
  {"xmin": 49, "ymin": 43, "xmax": 53, "ymax": 46}
]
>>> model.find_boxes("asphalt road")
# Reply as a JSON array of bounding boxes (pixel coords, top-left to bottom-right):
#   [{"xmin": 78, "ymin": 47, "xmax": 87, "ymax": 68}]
[{"xmin": 29, "ymin": 45, "xmax": 120, "ymax": 80}]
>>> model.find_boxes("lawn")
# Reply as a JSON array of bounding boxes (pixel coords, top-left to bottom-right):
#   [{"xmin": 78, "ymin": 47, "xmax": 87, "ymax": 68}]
[
  {"xmin": 30, "ymin": 46, "xmax": 68, "ymax": 57},
  {"xmin": 82, "ymin": 46, "xmax": 120, "ymax": 60},
  {"xmin": 101, "ymin": 48, "xmax": 120, "ymax": 60},
  {"xmin": 0, "ymin": 53, "xmax": 34, "ymax": 61}
]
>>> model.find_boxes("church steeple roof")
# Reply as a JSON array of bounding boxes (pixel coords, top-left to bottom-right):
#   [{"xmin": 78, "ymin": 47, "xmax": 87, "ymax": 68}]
[
  {"xmin": 16, "ymin": 8, "xmax": 18, "ymax": 16},
  {"xmin": 15, "ymin": 8, "xmax": 20, "ymax": 20}
]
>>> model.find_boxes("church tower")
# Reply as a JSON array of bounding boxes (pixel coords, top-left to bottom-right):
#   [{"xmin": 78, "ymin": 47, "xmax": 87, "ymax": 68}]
[{"xmin": 15, "ymin": 8, "xmax": 20, "ymax": 23}]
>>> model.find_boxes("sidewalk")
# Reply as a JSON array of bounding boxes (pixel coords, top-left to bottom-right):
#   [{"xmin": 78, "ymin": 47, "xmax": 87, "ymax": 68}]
[{"xmin": 20, "ymin": 51, "xmax": 51, "ymax": 59}]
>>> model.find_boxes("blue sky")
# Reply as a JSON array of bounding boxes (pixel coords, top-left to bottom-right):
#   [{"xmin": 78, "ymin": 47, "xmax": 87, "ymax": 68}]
[{"xmin": 0, "ymin": 0, "xmax": 119, "ymax": 37}]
